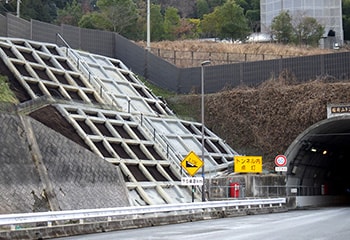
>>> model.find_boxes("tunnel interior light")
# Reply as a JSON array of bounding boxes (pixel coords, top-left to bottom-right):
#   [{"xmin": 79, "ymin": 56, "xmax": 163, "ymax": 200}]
[
  {"xmin": 311, "ymin": 148, "xmax": 317, "ymax": 152},
  {"xmin": 322, "ymin": 150, "xmax": 327, "ymax": 155}
]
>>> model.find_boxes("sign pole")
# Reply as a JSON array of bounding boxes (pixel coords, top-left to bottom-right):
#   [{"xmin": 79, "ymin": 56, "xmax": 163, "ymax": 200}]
[
  {"xmin": 181, "ymin": 151, "xmax": 204, "ymax": 202},
  {"xmin": 192, "ymin": 185, "xmax": 194, "ymax": 202}
]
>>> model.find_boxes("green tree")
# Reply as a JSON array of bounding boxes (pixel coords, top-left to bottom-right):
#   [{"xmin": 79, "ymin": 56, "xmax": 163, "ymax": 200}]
[
  {"xmin": 196, "ymin": 0, "xmax": 210, "ymax": 19},
  {"xmin": 133, "ymin": 0, "xmax": 147, "ymax": 40},
  {"xmin": 201, "ymin": 8, "xmax": 221, "ymax": 37},
  {"xmin": 21, "ymin": 0, "xmax": 58, "ymax": 22},
  {"xmin": 271, "ymin": 11, "xmax": 294, "ymax": 43},
  {"xmin": 56, "ymin": 0, "xmax": 83, "ymax": 26},
  {"xmin": 150, "ymin": 4, "xmax": 165, "ymax": 41},
  {"xmin": 294, "ymin": 16, "xmax": 324, "ymax": 46},
  {"xmin": 218, "ymin": 0, "xmax": 249, "ymax": 40},
  {"xmin": 246, "ymin": 8, "xmax": 260, "ymax": 32},
  {"xmin": 96, "ymin": 0, "xmax": 138, "ymax": 34},
  {"xmin": 163, "ymin": 7, "xmax": 180, "ymax": 40},
  {"xmin": 207, "ymin": 0, "xmax": 225, "ymax": 12},
  {"xmin": 79, "ymin": 12, "xmax": 110, "ymax": 30},
  {"xmin": 233, "ymin": 0, "xmax": 261, "ymax": 30},
  {"xmin": 174, "ymin": 18, "xmax": 200, "ymax": 39},
  {"xmin": 202, "ymin": 0, "xmax": 249, "ymax": 40},
  {"xmin": 188, "ymin": 18, "xmax": 201, "ymax": 38}
]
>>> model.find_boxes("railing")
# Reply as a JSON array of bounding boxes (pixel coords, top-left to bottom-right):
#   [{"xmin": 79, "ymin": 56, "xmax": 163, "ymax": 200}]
[
  {"xmin": 257, "ymin": 185, "xmax": 324, "ymax": 197},
  {"xmin": 0, "ymin": 198, "xmax": 286, "ymax": 230},
  {"xmin": 56, "ymin": 33, "xmax": 121, "ymax": 111},
  {"xmin": 286, "ymin": 185, "xmax": 323, "ymax": 196},
  {"xmin": 141, "ymin": 116, "xmax": 184, "ymax": 173},
  {"xmin": 209, "ymin": 184, "xmax": 327, "ymax": 200}
]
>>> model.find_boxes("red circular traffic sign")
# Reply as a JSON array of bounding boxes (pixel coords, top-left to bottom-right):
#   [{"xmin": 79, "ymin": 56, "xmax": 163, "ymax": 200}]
[{"xmin": 275, "ymin": 155, "xmax": 287, "ymax": 167}]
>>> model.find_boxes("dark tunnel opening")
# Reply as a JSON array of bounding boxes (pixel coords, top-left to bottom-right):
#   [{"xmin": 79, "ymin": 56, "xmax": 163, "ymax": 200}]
[{"xmin": 286, "ymin": 116, "xmax": 350, "ymax": 198}]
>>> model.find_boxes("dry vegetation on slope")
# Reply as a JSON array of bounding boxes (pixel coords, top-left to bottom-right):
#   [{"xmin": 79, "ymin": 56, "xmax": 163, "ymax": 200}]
[
  {"xmin": 154, "ymin": 41, "xmax": 350, "ymax": 170},
  {"xmin": 137, "ymin": 40, "xmax": 339, "ymax": 67},
  {"xmin": 138, "ymin": 40, "xmax": 336, "ymax": 56},
  {"xmin": 145, "ymin": 40, "xmax": 334, "ymax": 55},
  {"xmin": 168, "ymin": 76, "xmax": 350, "ymax": 170}
]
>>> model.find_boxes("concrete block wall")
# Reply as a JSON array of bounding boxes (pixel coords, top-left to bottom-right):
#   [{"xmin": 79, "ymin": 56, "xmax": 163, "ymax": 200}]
[
  {"xmin": 0, "ymin": 113, "xmax": 42, "ymax": 213},
  {"xmin": 0, "ymin": 112, "xmax": 130, "ymax": 214}
]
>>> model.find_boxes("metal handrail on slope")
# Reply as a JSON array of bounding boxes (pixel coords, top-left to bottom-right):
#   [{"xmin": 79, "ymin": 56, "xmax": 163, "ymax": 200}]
[
  {"xmin": 55, "ymin": 33, "xmax": 120, "ymax": 110},
  {"xmin": 140, "ymin": 116, "xmax": 184, "ymax": 172},
  {"xmin": 0, "ymin": 198, "xmax": 286, "ymax": 228}
]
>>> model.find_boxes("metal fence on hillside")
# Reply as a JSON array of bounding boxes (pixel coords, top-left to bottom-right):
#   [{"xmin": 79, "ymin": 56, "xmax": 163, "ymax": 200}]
[{"xmin": 1, "ymin": 13, "xmax": 350, "ymax": 94}]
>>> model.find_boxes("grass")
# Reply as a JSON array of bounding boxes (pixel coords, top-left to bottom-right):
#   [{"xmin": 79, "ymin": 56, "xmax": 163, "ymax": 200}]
[
  {"xmin": 0, "ymin": 75, "xmax": 17, "ymax": 103},
  {"xmin": 142, "ymin": 79, "xmax": 175, "ymax": 99}
]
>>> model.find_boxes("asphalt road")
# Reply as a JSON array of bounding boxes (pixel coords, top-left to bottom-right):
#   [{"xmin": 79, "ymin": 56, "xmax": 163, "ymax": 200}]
[{"xmin": 57, "ymin": 207, "xmax": 350, "ymax": 240}]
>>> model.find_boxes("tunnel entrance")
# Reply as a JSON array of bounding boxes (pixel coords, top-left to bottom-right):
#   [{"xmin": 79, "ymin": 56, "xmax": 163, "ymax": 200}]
[{"xmin": 285, "ymin": 104, "xmax": 350, "ymax": 197}]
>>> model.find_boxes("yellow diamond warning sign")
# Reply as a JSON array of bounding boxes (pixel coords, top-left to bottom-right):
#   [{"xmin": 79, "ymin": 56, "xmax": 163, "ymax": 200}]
[{"xmin": 181, "ymin": 151, "xmax": 203, "ymax": 176}]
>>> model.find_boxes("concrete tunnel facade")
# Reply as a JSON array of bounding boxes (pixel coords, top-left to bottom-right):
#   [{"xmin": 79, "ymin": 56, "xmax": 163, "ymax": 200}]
[{"xmin": 285, "ymin": 105, "xmax": 350, "ymax": 197}]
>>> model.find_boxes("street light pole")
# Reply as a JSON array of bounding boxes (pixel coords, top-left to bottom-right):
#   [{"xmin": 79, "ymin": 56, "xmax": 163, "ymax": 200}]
[
  {"xmin": 16, "ymin": 0, "xmax": 21, "ymax": 18},
  {"xmin": 146, "ymin": 0, "xmax": 150, "ymax": 51},
  {"xmin": 201, "ymin": 60, "xmax": 211, "ymax": 202}
]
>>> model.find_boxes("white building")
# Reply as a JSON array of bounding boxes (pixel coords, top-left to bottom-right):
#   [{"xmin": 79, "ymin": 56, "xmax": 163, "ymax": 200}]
[{"xmin": 260, "ymin": 0, "xmax": 344, "ymax": 46}]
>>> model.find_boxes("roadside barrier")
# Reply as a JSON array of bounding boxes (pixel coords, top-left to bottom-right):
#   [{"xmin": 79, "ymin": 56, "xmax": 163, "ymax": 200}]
[{"xmin": 0, "ymin": 198, "xmax": 286, "ymax": 230}]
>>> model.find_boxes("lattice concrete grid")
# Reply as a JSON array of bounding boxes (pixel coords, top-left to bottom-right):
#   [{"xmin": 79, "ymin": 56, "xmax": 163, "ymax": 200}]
[{"xmin": 0, "ymin": 37, "xmax": 239, "ymax": 205}]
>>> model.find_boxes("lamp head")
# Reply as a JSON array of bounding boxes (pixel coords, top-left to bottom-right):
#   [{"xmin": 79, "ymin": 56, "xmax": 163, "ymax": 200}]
[{"xmin": 201, "ymin": 60, "xmax": 211, "ymax": 66}]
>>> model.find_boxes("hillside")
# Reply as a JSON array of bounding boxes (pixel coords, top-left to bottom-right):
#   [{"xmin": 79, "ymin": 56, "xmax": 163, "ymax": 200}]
[
  {"xmin": 153, "ymin": 41, "xmax": 350, "ymax": 170},
  {"xmin": 166, "ymin": 75, "xmax": 350, "ymax": 170}
]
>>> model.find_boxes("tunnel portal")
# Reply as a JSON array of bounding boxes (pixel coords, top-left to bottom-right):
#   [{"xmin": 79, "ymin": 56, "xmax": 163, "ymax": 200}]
[{"xmin": 286, "ymin": 104, "xmax": 350, "ymax": 197}]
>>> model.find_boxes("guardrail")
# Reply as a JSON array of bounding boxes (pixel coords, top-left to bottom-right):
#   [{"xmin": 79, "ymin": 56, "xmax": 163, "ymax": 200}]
[{"xmin": 0, "ymin": 198, "xmax": 286, "ymax": 230}]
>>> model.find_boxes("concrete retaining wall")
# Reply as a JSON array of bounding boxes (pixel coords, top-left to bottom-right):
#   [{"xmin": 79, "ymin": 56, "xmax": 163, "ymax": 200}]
[{"xmin": 0, "ymin": 112, "xmax": 130, "ymax": 214}]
